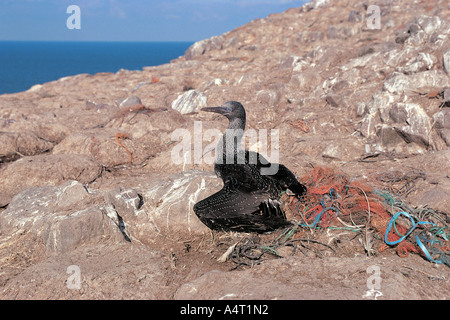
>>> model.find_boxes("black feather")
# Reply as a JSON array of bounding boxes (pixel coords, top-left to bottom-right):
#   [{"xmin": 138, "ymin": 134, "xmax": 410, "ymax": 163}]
[{"xmin": 194, "ymin": 101, "xmax": 306, "ymax": 233}]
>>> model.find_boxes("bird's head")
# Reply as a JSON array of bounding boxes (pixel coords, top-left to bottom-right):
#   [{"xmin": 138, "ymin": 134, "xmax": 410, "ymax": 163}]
[{"xmin": 201, "ymin": 101, "xmax": 246, "ymax": 121}]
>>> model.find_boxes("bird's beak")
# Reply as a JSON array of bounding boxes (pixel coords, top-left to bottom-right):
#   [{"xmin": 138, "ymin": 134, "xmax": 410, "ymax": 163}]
[{"xmin": 201, "ymin": 105, "xmax": 232, "ymax": 116}]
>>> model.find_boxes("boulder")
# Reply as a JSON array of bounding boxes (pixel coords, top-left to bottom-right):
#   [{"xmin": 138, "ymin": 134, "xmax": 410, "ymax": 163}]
[
  {"xmin": 138, "ymin": 171, "xmax": 220, "ymax": 236},
  {"xmin": 0, "ymin": 171, "xmax": 218, "ymax": 260},
  {"xmin": 0, "ymin": 131, "xmax": 54, "ymax": 161},
  {"xmin": 391, "ymin": 103, "xmax": 432, "ymax": 146},
  {"xmin": 184, "ymin": 36, "xmax": 224, "ymax": 60},
  {"xmin": 383, "ymin": 70, "xmax": 450, "ymax": 93},
  {"xmin": 397, "ymin": 52, "xmax": 436, "ymax": 74},
  {"xmin": 0, "ymin": 181, "xmax": 118, "ymax": 256},
  {"xmin": 0, "ymin": 154, "xmax": 102, "ymax": 206},
  {"xmin": 171, "ymin": 90, "xmax": 207, "ymax": 114}
]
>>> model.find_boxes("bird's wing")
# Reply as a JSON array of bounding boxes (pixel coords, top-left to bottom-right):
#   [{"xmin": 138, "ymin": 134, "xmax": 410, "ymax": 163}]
[
  {"xmin": 266, "ymin": 163, "xmax": 307, "ymax": 197},
  {"xmin": 193, "ymin": 176, "xmax": 290, "ymax": 233},
  {"xmin": 246, "ymin": 151, "xmax": 307, "ymax": 197}
]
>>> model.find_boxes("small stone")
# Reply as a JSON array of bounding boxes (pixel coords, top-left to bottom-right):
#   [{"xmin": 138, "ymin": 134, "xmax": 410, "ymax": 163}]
[
  {"xmin": 322, "ymin": 144, "xmax": 341, "ymax": 160},
  {"xmin": 356, "ymin": 102, "xmax": 366, "ymax": 117},
  {"xmin": 326, "ymin": 94, "xmax": 346, "ymax": 108},
  {"xmin": 115, "ymin": 96, "xmax": 142, "ymax": 109}
]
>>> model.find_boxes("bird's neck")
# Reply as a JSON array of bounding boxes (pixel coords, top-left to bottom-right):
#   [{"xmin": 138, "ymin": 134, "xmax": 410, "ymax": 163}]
[
  {"xmin": 217, "ymin": 117, "xmax": 246, "ymax": 160},
  {"xmin": 228, "ymin": 117, "xmax": 245, "ymax": 131}
]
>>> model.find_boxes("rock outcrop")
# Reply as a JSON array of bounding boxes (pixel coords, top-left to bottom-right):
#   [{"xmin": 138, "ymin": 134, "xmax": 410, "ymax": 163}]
[{"xmin": 1, "ymin": 0, "xmax": 449, "ymax": 299}]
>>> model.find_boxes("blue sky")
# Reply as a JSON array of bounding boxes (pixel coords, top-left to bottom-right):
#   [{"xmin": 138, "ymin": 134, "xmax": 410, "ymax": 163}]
[{"xmin": 0, "ymin": 0, "xmax": 307, "ymax": 42}]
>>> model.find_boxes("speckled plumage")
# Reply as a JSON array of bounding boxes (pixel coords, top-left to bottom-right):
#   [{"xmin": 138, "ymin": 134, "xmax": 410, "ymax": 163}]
[{"xmin": 193, "ymin": 101, "xmax": 306, "ymax": 233}]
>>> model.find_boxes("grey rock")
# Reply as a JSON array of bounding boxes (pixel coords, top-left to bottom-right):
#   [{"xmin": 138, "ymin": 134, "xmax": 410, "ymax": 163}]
[
  {"xmin": 383, "ymin": 70, "xmax": 450, "ymax": 93},
  {"xmin": 0, "ymin": 180, "xmax": 117, "ymax": 255},
  {"xmin": 299, "ymin": 31, "xmax": 324, "ymax": 42},
  {"xmin": 444, "ymin": 88, "xmax": 450, "ymax": 102},
  {"xmin": 0, "ymin": 170, "xmax": 217, "ymax": 257},
  {"xmin": 322, "ymin": 144, "xmax": 341, "ymax": 160},
  {"xmin": 392, "ymin": 103, "xmax": 432, "ymax": 146},
  {"xmin": 436, "ymin": 129, "xmax": 450, "ymax": 147},
  {"xmin": 433, "ymin": 110, "xmax": 450, "ymax": 130},
  {"xmin": 416, "ymin": 16, "xmax": 442, "ymax": 34},
  {"xmin": 86, "ymin": 101, "xmax": 116, "ymax": 113},
  {"xmin": 256, "ymin": 90, "xmax": 280, "ymax": 107},
  {"xmin": 358, "ymin": 42, "xmax": 396, "ymax": 57},
  {"xmin": 326, "ymin": 94, "xmax": 346, "ymax": 108},
  {"xmin": 377, "ymin": 124, "xmax": 404, "ymax": 149},
  {"xmin": 139, "ymin": 171, "xmax": 219, "ymax": 235},
  {"xmin": 360, "ymin": 92, "xmax": 397, "ymax": 138},
  {"xmin": 103, "ymin": 187, "xmax": 143, "ymax": 242},
  {"xmin": 105, "ymin": 187, "xmax": 143, "ymax": 217},
  {"xmin": 405, "ymin": 29, "xmax": 427, "ymax": 46},
  {"xmin": 290, "ymin": 72, "xmax": 321, "ymax": 90},
  {"xmin": 171, "ymin": 90, "xmax": 207, "ymax": 114},
  {"xmin": 184, "ymin": 35, "xmax": 224, "ymax": 60},
  {"xmin": 356, "ymin": 102, "xmax": 366, "ymax": 117},
  {"xmin": 389, "ymin": 103, "xmax": 408, "ymax": 123},
  {"xmin": 115, "ymin": 96, "xmax": 142, "ymax": 109},
  {"xmin": 279, "ymin": 55, "xmax": 302, "ymax": 70},
  {"xmin": 444, "ymin": 48, "xmax": 450, "ymax": 75},
  {"xmin": 395, "ymin": 30, "xmax": 410, "ymax": 44},
  {"xmin": 433, "ymin": 110, "xmax": 450, "ymax": 147},
  {"xmin": 0, "ymin": 154, "xmax": 102, "ymax": 206},
  {"xmin": 308, "ymin": 0, "xmax": 330, "ymax": 9},
  {"xmin": 397, "ymin": 52, "xmax": 436, "ymax": 74}
]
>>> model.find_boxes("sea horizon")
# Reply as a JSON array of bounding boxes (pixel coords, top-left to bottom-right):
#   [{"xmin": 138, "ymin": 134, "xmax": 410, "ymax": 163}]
[
  {"xmin": 0, "ymin": 40, "xmax": 196, "ymax": 43},
  {"xmin": 0, "ymin": 40, "xmax": 194, "ymax": 94}
]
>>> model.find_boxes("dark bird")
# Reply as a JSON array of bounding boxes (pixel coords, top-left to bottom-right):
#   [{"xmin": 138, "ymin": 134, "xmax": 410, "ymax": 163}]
[{"xmin": 193, "ymin": 101, "xmax": 307, "ymax": 233}]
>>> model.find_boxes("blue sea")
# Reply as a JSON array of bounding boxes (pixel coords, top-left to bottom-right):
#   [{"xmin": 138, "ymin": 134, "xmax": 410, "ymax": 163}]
[{"xmin": 0, "ymin": 41, "xmax": 194, "ymax": 95}]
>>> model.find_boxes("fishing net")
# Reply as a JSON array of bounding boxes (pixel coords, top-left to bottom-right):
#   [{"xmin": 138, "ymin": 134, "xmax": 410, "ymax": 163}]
[{"xmin": 230, "ymin": 166, "xmax": 449, "ymax": 268}]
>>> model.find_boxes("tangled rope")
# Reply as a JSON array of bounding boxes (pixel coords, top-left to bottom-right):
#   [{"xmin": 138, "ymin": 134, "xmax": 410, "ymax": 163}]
[
  {"xmin": 227, "ymin": 167, "xmax": 449, "ymax": 268},
  {"xmin": 290, "ymin": 167, "xmax": 448, "ymax": 265}
]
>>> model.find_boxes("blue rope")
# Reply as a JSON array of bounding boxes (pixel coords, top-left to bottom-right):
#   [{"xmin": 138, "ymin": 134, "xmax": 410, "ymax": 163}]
[
  {"xmin": 384, "ymin": 211, "xmax": 435, "ymax": 245},
  {"xmin": 415, "ymin": 235, "xmax": 447, "ymax": 265},
  {"xmin": 298, "ymin": 207, "xmax": 339, "ymax": 228}
]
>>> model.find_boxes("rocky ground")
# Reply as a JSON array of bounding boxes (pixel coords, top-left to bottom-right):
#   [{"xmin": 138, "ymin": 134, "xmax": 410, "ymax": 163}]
[{"xmin": 0, "ymin": 0, "xmax": 449, "ymax": 300}]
